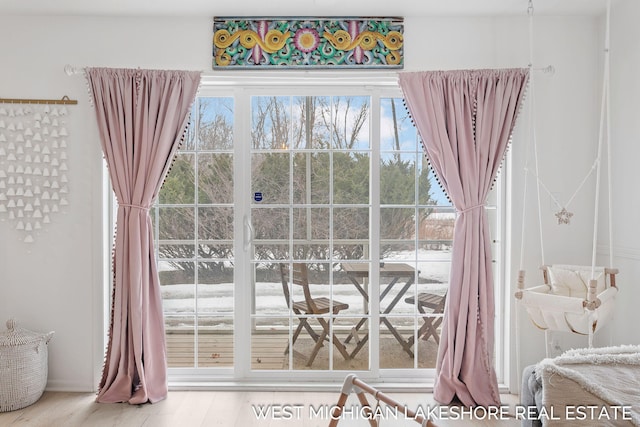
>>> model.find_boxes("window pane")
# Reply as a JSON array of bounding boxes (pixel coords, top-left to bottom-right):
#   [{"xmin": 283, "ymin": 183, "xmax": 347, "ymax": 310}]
[
  {"xmin": 333, "ymin": 152, "xmax": 369, "ymax": 204},
  {"xmin": 253, "ymin": 207, "xmax": 289, "ymax": 260},
  {"xmin": 417, "ymin": 261, "xmax": 451, "ymax": 291},
  {"xmin": 198, "ymin": 153, "xmax": 233, "ymax": 204},
  {"xmin": 252, "ymin": 96, "xmax": 291, "ymax": 150},
  {"xmin": 380, "ymin": 153, "xmax": 416, "ymax": 205},
  {"xmin": 198, "ymin": 207, "xmax": 233, "ymax": 241},
  {"xmin": 197, "ymin": 97, "xmax": 234, "ymax": 150},
  {"xmin": 334, "ymin": 268, "xmax": 368, "ymax": 316},
  {"xmin": 293, "ymin": 244, "xmax": 329, "ymax": 260},
  {"xmin": 251, "ymin": 317, "xmax": 289, "ymax": 370},
  {"xmin": 159, "ymin": 207, "xmax": 194, "ymax": 240},
  {"xmin": 381, "ymin": 207, "xmax": 415, "ymax": 240},
  {"xmin": 424, "ymin": 166, "xmax": 450, "ymax": 206},
  {"xmin": 293, "ymin": 207, "xmax": 330, "ymax": 260},
  {"xmin": 160, "ymin": 153, "xmax": 195, "ymax": 204},
  {"xmin": 253, "ymin": 207, "xmax": 289, "ymax": 240},
  {"xmin": 419, "ymin": 207, "xmax": 455, "ymax": 248},
  {"xmin": 380, "ymin": 97, "xmax": 416, "ymax": 152},
  {"xmin": 380, "ymin": 316, "xmax": 415, "ymax": 369},
  {"xmin": 292, "ymin": 152, "xmax": 330, "ymax": 205},
  {"xmin": 198, "ymin": 317, "xmax": 233, "ymax": 367},
  {"xmin": 252, "ymin": 153, "xmax": 290, "ymax": 204},
  {"xmin": 166, "ymin": 316, "xmax": 194, "ymax": 367},
  {"xmin": 198, "ymin": 262, "xmax": 233, "ymax": 314},
  {"xmin": 381, "ymin": 243, "xmax": 415, "ymax": 261},
  {"xmin": 160, "ymin": 261, "xmax": 195, "ymax": 314},
  {"xmin": 292, "ymin": 207, "xmax": 329, "ymax": 240},
  {"xmin": 291, "ymin": 96, "xmax": 331, "ymax": 149},
  {"xmin": 333, "ymin": 207, "xmax": 369, "ymax": 240},
  {"xmin": 331, "ymin": 96, "xmax": 370, "ymax": 150},
  {"xmin": 334, "ymin": 207, "xmax": 369, "ymax": 261},
  {"xmin": 159, "ymin": 243, "xmax": 195, "ymax": 260},
  {"xmin": 336, "ymin": 317, "xmax": 368, "ymax": 370},
  {"xmin": 198, "ymin": 243, "xmax": 233, "ymax": 260},
  {"xmin": 416, "ymin": 314, "xmax": 441, "ymax": 369},
  {"xmin": 254, "ymin": 245, "xmax": 290, "ymax": 261},
  {"xmin": 255, "ymin": 262, "xmax": 288, "ymax": 316}
]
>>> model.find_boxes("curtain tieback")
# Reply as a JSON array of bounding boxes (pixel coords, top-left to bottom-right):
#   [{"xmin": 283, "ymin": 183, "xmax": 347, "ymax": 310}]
[
  {"xmin": 119, "ymin": 202, "xmax": 150, "ymax": 211},
  {"xmin": 457, "ymin": 203, "xmax": 485, "ymax": 214}
]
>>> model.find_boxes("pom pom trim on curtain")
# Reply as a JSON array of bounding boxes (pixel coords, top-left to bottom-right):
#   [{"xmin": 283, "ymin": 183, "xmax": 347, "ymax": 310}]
[
  {"xmin": 398, "ymin": 68, "xmax": 529, "ymax": 406},
  {"xmin": 85, "ymin": 67, "xmax": 201, "ymax": 404}
]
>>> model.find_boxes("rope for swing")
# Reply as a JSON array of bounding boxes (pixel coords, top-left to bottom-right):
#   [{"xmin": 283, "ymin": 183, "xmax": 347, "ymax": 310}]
[
  {"xmin": 515, "ymin": 0, "xmax": 613, "ymax": 389},
  {"xmin": 519, "ymin": 0, "xmax": 612, "ymax": 286}
]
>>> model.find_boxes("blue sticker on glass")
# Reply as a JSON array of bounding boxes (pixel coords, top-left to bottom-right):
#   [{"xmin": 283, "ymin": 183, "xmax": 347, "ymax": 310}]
[{"xmin": 254, "ymin": 192, "xmax": 263, "ymax": 202}]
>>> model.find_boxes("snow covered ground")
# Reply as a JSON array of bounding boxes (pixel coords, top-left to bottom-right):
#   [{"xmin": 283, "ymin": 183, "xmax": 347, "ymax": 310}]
[{"xmin": 161, "ymin": 249, "xmax": 451, "ymax": 328}]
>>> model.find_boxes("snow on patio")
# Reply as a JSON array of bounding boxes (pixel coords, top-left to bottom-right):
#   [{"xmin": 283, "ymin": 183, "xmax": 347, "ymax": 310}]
[{"xmin": 161, "ymin": 249, "xmax": 451, "ymax": 329}]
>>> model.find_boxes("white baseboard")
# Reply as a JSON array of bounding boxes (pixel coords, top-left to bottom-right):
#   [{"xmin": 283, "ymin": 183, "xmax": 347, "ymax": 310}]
[{"xmin": 46, "ymin": 379, "xmax": 97, "ymax": 393}]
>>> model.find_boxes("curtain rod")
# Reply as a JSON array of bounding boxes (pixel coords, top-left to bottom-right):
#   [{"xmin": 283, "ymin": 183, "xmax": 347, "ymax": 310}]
[
  {"xmin": 64, "ymin": 63, "xmax": 555, "ymax": 78},
  {"xmin": 64, "ymin": 65, "xmax": 83, "ymax": 76},
  {"xmin": 531, "ymin": 65, "xmax": 555, "ymax": 74},
  {"xmin": 0, "ymin": 95, "xmax": 78, "ymax": 105}
]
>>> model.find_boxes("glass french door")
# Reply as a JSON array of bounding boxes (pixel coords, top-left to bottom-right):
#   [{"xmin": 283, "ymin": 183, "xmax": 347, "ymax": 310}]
[
  {"xmin": 248, "ymin": 94, "xmax": 373, "ymax": 373},
  {"xmin": 155, "ymin": 96, "xmax": 236, "ymax": 370},
  {"xmin": 153, "ymin": 87, "xmax": 497, "ymax": 382}
]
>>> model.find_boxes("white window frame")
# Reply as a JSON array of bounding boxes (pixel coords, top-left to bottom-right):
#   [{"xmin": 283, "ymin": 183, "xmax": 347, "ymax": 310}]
[{"xmin": 138, "ymin": 71, "xmax": 510, "ymax": 389}]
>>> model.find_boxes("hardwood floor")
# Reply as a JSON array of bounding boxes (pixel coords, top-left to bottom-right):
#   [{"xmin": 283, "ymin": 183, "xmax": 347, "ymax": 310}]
[{"xmin": 0, "ymin": 390, "xmax": 522, "ymax": 426}]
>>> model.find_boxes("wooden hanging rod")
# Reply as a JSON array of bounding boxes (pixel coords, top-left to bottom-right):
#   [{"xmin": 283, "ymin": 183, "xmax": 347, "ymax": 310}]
[{"xmin": 0, "ymin": 95, "xmax": 78, "ymax": 105}]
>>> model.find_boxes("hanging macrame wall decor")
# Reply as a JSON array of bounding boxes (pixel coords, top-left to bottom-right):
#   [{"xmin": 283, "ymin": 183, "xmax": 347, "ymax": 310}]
[{"xmin": 0, "ymin": 96, "xmax": 76, "ymax": 243}]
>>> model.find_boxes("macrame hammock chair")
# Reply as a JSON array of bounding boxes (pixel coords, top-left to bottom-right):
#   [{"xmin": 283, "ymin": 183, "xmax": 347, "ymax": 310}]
[{"xmin": 515, "ymin": 0, "xmax": 617, "ymax": 355}]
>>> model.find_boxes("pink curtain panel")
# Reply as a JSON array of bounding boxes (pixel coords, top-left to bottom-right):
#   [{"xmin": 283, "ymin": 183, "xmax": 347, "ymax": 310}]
[
  {"xmin": 399, "ymin": 68, "xmax": 529, "ymax": 406},
  {"xmin": 86, "ymin": 68, "xmax": 201, "ymax": 404}
]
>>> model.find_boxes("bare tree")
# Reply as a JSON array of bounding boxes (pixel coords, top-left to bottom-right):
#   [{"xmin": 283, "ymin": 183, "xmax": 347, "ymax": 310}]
[
  {"xmin": 316, "ymin": 96, "xmax": 369, "ymax": 149},
  {"xmin": 159, "ymin": 95, "xmax": 434, "ymax": 282}
]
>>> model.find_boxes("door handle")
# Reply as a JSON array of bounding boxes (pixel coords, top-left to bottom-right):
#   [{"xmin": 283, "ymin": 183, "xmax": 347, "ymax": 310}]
[{"xmin": 243, "ymin": 215, "xmax": 254, "ymax": 252}]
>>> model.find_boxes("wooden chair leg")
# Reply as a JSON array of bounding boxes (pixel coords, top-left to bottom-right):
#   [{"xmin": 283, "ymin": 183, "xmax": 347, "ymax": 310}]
[
  {"xmin": 318, "ymin": 318, "xmax": 351, "ymax": 361},
  {"xmin": 344, "ymin": 317, "xmax": 367, "ymax": 344},
  {"xmin": 381, "ymin": 317, "xmax": 414, "ymax": 358},
  {"xmin": 305, "ymin": 318, "xmax": 352, "ymax": 367},
  {"xmin": 285, "ymin": 321, "xmax": 306, "ymax": 355},
  {"xmin": 420, "ymin": 317, "xmax": 442, "ymax": 345},
  {"xmin": 293, "ymin": 318, "xmax": 319, "ymax": 343},
  {"xmin": 349, "ymin": 333, "xmax": 369, "ymax": 359},
  {"xmin": 288, "ymin": 317, "xmax": 325, "ymax": 360},
  {"xmin": 332, "ymin": 333, "xmax": 351, "ymax": 361},
  {"xmin": 306, "ymin": 326, "xmax": 328, "ymax": 367},
  {"xmin": 409, "ymin": 300, "xmax": 443, "ymax": 349}
]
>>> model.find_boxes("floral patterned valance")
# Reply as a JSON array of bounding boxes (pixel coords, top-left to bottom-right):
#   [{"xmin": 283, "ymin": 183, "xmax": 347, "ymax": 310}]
[{"xmin": 213, "ymin": 17, "xmax": 404, "ymax": 69}]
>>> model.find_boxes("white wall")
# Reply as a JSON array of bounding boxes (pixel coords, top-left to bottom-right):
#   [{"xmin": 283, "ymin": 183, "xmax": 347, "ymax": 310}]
[
  {"xmin": 0, "ymin": 15, "xmax": 213, "ymax": 392},
  {"xmin": 508, "ymin": 0, "xmax": 640, "ymax": 391},
  {"xmin": 502, "ymin": 15, "xmax": 604, "ymax": 388},
  {"xmin": 1, "ymin": 9, "xmax": 634, "ymax": 393},
  {"xmin": 608, "ymin": 0, "xmax": 640, "ymax": 346}
]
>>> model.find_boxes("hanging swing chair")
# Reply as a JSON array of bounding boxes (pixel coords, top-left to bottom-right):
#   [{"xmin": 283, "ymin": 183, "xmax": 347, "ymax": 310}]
[
  {"xmin": 514, "ymin": 0, "xmax": 618, "ymax": 349},
  {"xmin": 516, "ymin": 264, "xmax": 618, "ymax": 336}
]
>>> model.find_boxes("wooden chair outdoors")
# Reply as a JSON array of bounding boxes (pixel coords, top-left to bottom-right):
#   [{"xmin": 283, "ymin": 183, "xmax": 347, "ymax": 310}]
[
  {"xmin": 404, "ymin": 291, "xmax": 447, "ymax": 348},
  {"xmin": 279, "ymin": 263, "xmax": 351, "ymax": 367}
]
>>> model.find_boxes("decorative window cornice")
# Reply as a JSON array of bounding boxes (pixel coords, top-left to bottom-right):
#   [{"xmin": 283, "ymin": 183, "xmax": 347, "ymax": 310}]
[{"xmin": 213, "ymin": 17, "xmax": 404, "ymax": 69}]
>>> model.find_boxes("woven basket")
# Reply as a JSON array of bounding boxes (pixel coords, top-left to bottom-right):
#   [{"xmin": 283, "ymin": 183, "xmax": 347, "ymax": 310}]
[{"xmin": 0, "ymin": 319, "xmax": 54, "ymax": 412}]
